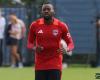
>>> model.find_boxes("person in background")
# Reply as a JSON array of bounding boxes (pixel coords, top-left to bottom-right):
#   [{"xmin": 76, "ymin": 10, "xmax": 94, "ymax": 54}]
[
  {"xmin": 27, "ymin": 3, "xmax": 74, "ymax": 80},
  {"xmin": 16, "ymin": 14, "xmax": 26, "ymax": 63},
  {"xmin": 60, "ymin": 40, "xmax": 72, "ymax": 69},
  {"xmin": 5, "ymin": 13, "xmax": 23, "ymax": 68},
  {"xmin": 0, "ymin": 9, "xmax": 6, "ymax": 66},
  {"xmin": 95, "ymin": 15, "xmax": 100, "ymax": 67}
]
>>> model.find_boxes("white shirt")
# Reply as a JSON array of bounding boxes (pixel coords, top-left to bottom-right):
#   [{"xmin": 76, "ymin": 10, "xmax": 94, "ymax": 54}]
[
  {"xmin": 10, "ymin": 23, "xmax": 22, "ymax": 40},
  {"xmin": 18, "ymin": 19, "xmax": 26, "ymax": 38},
  {"xmin": 0, "ymin": 16, "xmax": 6, "ymax": 39}
]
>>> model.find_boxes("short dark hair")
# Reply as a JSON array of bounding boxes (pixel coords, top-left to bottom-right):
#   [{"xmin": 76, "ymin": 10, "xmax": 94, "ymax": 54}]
[
  {"xmin": 42, "ymin": 2, "xmax": 54, "ymax": 10},
  {"xmin": 41, "ymin": 1, "xmax": 51, "ymax": 5},
  {"xmin": 42, "ymin": 2, "xmax": 52, "ymax": 7}
]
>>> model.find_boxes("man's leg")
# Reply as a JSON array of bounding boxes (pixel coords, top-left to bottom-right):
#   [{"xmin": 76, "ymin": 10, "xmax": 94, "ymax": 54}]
[
  {"xmin": 18, "ymin": 39, "xmax": 23, "ymax": 59},
  {"xmin": 48, "ymin": 69, "xmax": 62, "ymax": 80},
  {"xmin": 35, "ymin": 70, "xmax": 48, "ymax": 80}
]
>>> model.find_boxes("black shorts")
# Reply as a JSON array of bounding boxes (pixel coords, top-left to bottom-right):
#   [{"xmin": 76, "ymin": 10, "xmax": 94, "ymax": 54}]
[
  {"xmin": 6, "ymin": 37, "xmax": 19, "ymax": 46},
  {"xmin": 35, "ymin": 69, "xmax": 62, "ymax": 80}
]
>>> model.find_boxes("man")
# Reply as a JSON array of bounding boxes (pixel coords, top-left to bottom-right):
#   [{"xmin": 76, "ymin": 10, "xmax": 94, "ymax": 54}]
[
  {"xmin": 0, "ymin": 10, "xmax": 6, "ymax": 66},
  {"xmin": 17, "ymin": 16, "xmax": 26, "ymax": 61},
  {"xmin": 27, "ymin": 3, "xmax": 74, "ymax": 80},
  {"xmin": 95, "ymin": 16, "xmax": 100, "ymax": 67},
  {"xmin": 61, "ymin": 40, "xmax": 72, "ymax": 69}
]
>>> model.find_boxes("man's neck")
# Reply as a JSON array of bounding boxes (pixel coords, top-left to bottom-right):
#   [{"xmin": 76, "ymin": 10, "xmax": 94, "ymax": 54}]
[{"xmin": 44, "ymin": 17, "xmax": 54, "ymax": 25}]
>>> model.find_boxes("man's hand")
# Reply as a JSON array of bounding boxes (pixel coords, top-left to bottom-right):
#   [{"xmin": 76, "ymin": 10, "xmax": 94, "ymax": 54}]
[
  {"xmin": 57, "ymin": 47, "xmax": 66, "ymax": 54},
  {"xmin": 33, "ymin": 46, "xmax": 44, "ymax": 53},
  {"xmin": 57, "ymin": 47, "xmax": 72, "ymax": 56}
]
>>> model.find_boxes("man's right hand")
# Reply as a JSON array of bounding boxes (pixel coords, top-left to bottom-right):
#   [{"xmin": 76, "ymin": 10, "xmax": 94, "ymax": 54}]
[{"xmin": 33, "ymin": 46, "xmax": 44, "ymax": 53}]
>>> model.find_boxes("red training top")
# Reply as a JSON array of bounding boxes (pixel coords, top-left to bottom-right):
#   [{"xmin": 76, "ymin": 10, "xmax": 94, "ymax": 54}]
[{"xmin": 27, "ymin": 18, "xmax": 74, "ymax": 70}]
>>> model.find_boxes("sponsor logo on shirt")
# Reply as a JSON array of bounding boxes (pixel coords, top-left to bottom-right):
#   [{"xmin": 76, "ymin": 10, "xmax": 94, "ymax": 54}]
[
  {"xmin": 52, "ymin": 29, "xmax": 58, "ymax": 36},
  {"xmin": 38, "ymin": 29, "xmax": 43, "ymax": 34}
]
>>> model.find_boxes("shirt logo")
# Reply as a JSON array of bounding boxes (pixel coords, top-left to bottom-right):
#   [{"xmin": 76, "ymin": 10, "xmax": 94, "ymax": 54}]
[
  {"xmin": 52, "ymin": 29, "xmax": 58, "ymax": 36},
  {"xmin": 38, "ymin": 29, "xmax": 43, "ymax": 34},
  {"xmin": 67, "ymin": 33, "xmax": 71, "ymax": 38}
]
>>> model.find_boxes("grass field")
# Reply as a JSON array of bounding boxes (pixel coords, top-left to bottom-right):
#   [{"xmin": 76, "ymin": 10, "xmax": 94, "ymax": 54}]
[{"xmin": 0, "ymin": 67, "xmax": 100, "ymax": 80}]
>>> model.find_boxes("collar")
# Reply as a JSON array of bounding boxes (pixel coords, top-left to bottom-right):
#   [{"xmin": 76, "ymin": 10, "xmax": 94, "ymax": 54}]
[{"xmin": 38, "ymin": 17, "xmax": 59, "ymax": 26}]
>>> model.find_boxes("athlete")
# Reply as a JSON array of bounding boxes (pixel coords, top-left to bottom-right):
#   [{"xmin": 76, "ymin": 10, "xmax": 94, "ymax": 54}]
[{"xmin": 27, "ymin": 3, "xmax": 74, "ymax": 80}]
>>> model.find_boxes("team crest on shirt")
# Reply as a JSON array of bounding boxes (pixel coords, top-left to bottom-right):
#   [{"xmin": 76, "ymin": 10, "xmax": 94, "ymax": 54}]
[{"xmin": 52, "ymin": 29, "xmax": 58, "ymax": 36}]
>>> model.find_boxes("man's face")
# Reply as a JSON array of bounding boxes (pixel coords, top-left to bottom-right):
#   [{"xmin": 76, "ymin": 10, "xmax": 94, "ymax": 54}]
[{"xmin": 41, "ymin": 4, "xmax": 54, "ymax": 20}]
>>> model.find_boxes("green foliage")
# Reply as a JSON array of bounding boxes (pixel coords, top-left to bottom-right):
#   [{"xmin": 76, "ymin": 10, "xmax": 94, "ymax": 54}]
[
  {"xmin": 22, "ymin": 0, "xmax": 48, "ymax": 5},
  {"xmin": 21, "ymin": 0, "xmax": 36, "ymax": 5}
]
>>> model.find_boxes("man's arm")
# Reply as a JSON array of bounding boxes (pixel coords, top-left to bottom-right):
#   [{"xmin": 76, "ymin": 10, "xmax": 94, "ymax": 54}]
[
  {"xmin": 61, "ymin": 23, "xmax": 74, "ymax": 52},
  {"xmin": 18, "ymin": 19, "xmax": 26, "ymax": 38},
  {"xmin": 27, "ymin": 22, "xmax": 36, "ymax": 49},
  {"xmin": 21, "ymin": 20, "xmax": 26, "ymax": 37},
  {"xmin": 27, "ymin": 22, "xmax": 43, "ymax": 53}
]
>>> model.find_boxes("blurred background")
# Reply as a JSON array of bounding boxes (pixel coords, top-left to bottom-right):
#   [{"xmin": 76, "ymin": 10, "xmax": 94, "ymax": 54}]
[{"xmin": 0, "ymin": 0, "xmax": 100, "ymax": 68}]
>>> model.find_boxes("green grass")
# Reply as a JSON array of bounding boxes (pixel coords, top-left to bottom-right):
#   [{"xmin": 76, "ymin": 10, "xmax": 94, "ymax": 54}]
[
  {"xmin": 0, "ymin": 67, "xmax": 34, "ymax": 80},
  {"xmin": 0, "ymin": 67, "xmax": 100, "ymax": 80},
  {"xmin": 62, "ymin": 68, "xmax": 100, "ymax": 80}
]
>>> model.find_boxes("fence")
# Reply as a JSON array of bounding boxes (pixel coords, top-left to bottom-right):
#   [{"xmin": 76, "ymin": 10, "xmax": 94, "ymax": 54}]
[{"xmin": 0, "ymin": 6, "xmax": 37, "ymax": 66}]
